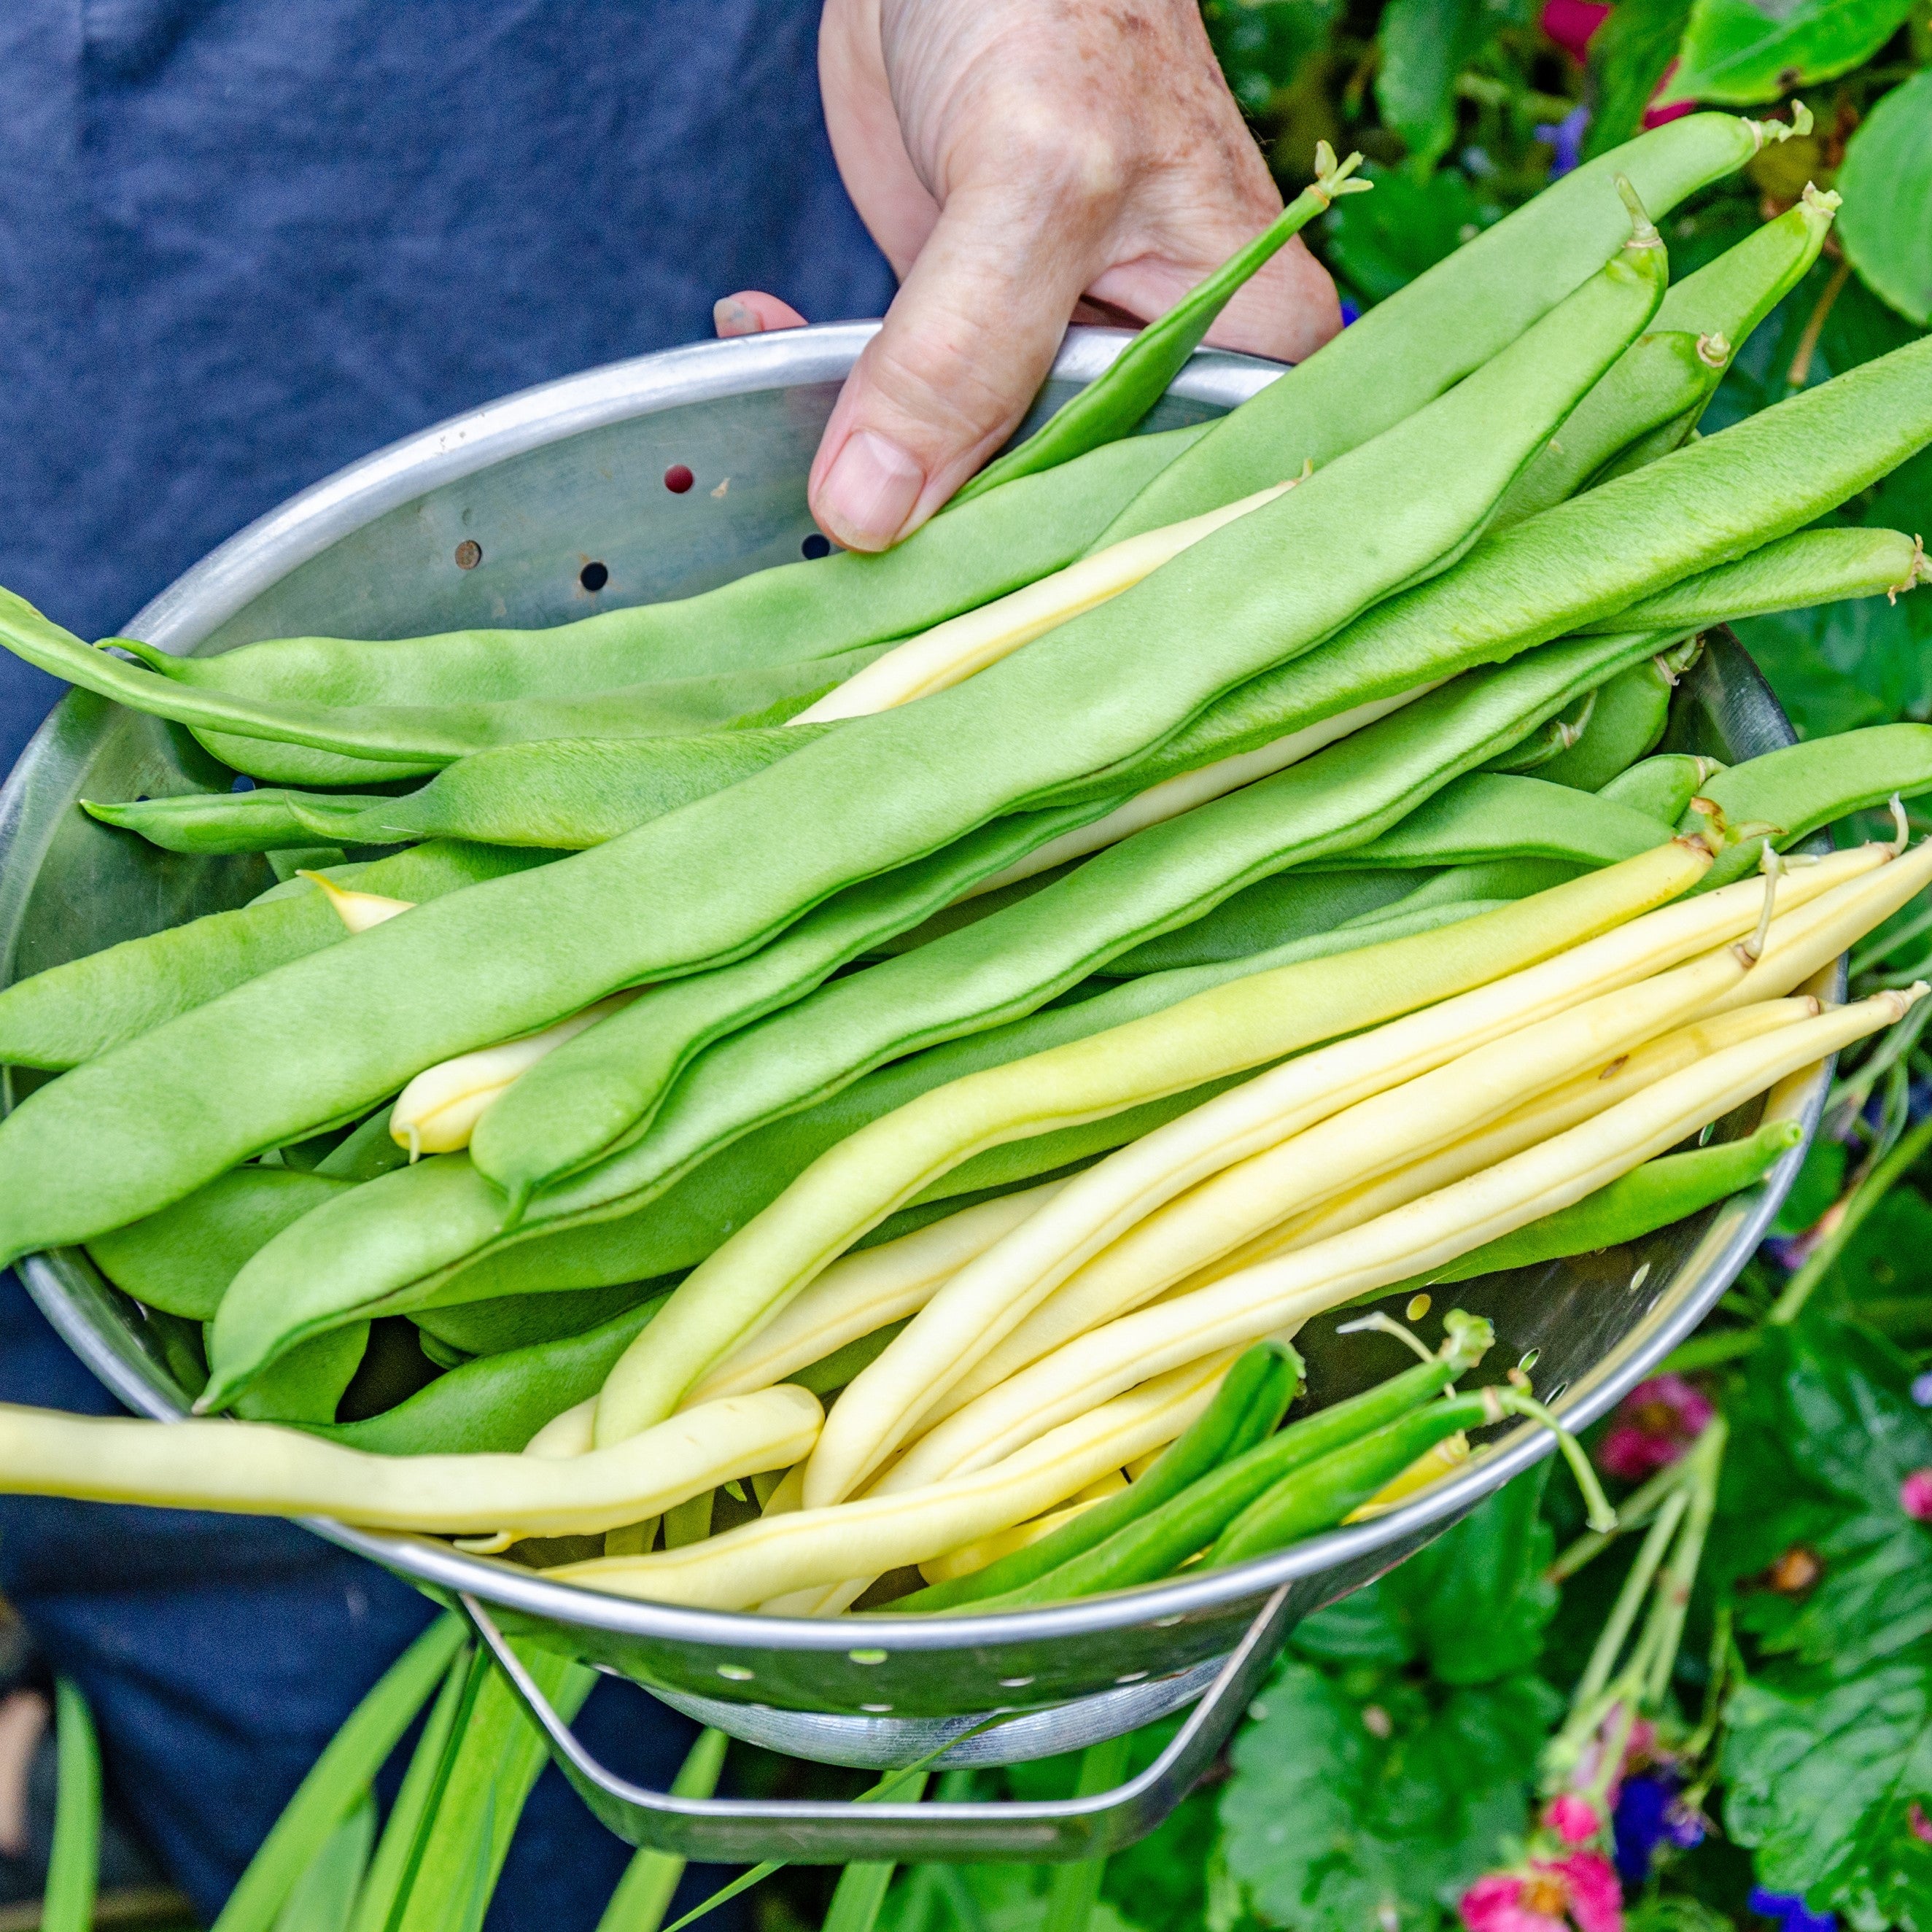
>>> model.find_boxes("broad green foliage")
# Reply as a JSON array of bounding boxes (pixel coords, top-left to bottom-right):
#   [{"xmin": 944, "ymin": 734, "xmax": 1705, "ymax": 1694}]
[
  {"xmin": 1726, "ymin": 1653, "xmax": 1932, "ymax": 1931},
  {"xmin": 1661, "ymin": 0, "xmax": 1919, "ymax": 106},
  {"xmin": 1584, "ymin": 0, "xmax": 1697, "ymax": 157},
  {"xmin": 1322, "ymin": 168, "xmax": 1505, "ymax": 306},
  {"xmin": 1376, "ymin": 0, "xmax": 1530, "ymax": 168},
  {"xmin": 1219, "ymin": 1662, "xmax": 1559, "ymax": 1932},
  {"xmin": 1218, "ymin": 1473, "xmax": 1560, "ymax": 1932},
  {"xmin": 1716, "ymin": 1323, "xmax": 1932, "ymax": 1675},
  {"xmin": 1839, "ymin": 69, "xmax": 1932, "ymax": 327}
]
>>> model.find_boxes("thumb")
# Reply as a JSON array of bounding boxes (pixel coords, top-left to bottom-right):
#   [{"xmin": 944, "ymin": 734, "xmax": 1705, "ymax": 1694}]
[{"xmin": 809, "ymin": 176, "xmax": 1109, "ymax": 551}]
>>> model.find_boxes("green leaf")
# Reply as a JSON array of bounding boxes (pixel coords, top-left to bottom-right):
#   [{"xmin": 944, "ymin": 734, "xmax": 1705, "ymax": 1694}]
[
  {"xmin": 1583, "ymin": 0, "xmax": 1696, "ymax": 160},
  {"xmin": 1319, "ymin": 166, "xmax": 1503, "ymax": 306},
  {"xmin": 1735, "ymin": 590, "xmax": 1932, "ymax": 740},
  {"xmin": 1202, "ymin": 0, "xmax": 1341, "ymax": 117},
  {"xmin": 1718, "ymin": 1322, "xmax": 1932, "ymax": 1675},
  {"xmin": 1660, "ymin": 0, "xmax": 1917, "ymax": 107},
  {"xmin": 1375, "ymin": 0, "xmax": 1521, "ymax": 166},
  {"xmin": 1219, "ymin": 1660, "xmax": 1558, "ymax": 1932},
  {"xmin": 214, "ymin": 1614, "xmax": 466, "ymax": 1932},
  {"xmin": 1724, "ymin": 1642, "xmax": 1932, "ymax": 1930},
  {"xmin": 1771, "ymin": 1133, "xmax": 1847, "ymax": 1236},
  {"xmin": 596, "ymin": 1731, "xmax": 729, "ymax": 1932},
  {"xmin": 1839, "ymin": 70, "xmax": 1932, "ymax": 327},
  {"xmin": 273, "ymin": 1796, "xmax": 374, "ymax": 1932},
  {"xmin": 1293, "ymin": 1467, "xmax": 1556, "ymax": 1684},
  {"xmin": 43, "ymin": 1679, "xmax": 101, "ymax": 1932}
]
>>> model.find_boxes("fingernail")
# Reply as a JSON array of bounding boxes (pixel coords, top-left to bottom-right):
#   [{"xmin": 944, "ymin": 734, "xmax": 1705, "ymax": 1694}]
[
  {"xmin": 713, "ymin": 297, "xmax": 762, "ymax": 338},
  {"xmin": 818, "ymin": 431, "xmax": 925, "ymax": 550}
]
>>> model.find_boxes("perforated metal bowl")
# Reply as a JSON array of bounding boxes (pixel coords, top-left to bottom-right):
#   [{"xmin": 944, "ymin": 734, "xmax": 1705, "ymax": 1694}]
[{"xmin": 0, "ymin": 327, "xmax": 1820, "ymax": 1861}]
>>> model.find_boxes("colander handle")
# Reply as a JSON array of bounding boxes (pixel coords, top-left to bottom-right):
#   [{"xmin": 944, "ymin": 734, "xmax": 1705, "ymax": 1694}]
[{"xmin": 458, "ymin": 1586, "xmax": 1293, "ymax": 1863}]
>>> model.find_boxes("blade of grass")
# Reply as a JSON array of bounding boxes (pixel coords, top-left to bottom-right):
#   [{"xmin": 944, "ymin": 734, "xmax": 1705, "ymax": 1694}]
[
  {"xmin": 347, "ymin": 1645, "xmax": 473, "ymax": 1932},
  {"xmin": 214, "ymin": 1613, "xmax": 465, "ymax": 1932},
  {"xmin": 594, "ymin": 1731, "xmax": 731, "ymax": 1932},
  {"xmin": 1043, "ymin": 1734, "xmax": 1133, "ymax": 1932},
  {"xmin": 42, "ymin": 1678, "xmax": 100, "ymax": 1932},
  {"xmin": 392, "ymin": 1642, "xmax": 595, "ymax": 1932},
  {"xmin": 819, "ymin": 1772, "xmax": 931, "ymax": 1932},
  {"xmin": 273, "ymin": 1796, "xmax": 376, "ymax": 1932},
  {"xmin": 1772, "ymin": 1112, "xmax": 1932, "ymax": 1324}
]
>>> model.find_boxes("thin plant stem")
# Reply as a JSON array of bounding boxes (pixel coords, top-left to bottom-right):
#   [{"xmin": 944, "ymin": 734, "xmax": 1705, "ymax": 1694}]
[
  {"xmin": 1785, "ymin": 257, "xmax": 1851, "ymax": 392},
  {"xmin": 1571, "ymin": 1486, "xmax": 1689, "ymax": 1715},
  {"xmin": 1044, "ymin": 1733, "xmax": 1135, "ymax": 1932},
  {"xmin": 1637, "ymin": 1420, "xmax": 1726, "ymax": 1708},
  {"xmin": 1772, "ymin": 1113, "xmax": 1932, "ymax": 1324},
  {"xmin": 42, "ymin": 1679, "xmax": 99, "ymax": 1932},
  {"xmin": 594, "ymin": 1731, "xmax": 732, "ymax": 1932},
  {"xmin": 1548, "ymin": 1454, "xmax": 1694, "ymax": 1584}
]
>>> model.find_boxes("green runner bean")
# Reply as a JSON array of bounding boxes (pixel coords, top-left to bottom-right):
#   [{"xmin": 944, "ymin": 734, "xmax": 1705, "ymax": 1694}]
[
  {"xmin": 0, "ymin": 839, "xmax": 551, "ymax": 1071},
  {"xmin": 1532, "ymin": 654, "xmax": 1679, "ymax": 791},
  {"xmin": 901, "ymin": 1336, "xmax": 1306, "ymax": 1611},
  {"xmin": 228, "ymin": 1325, "xmax": 370, "ymax": 1427},
  {"xmin": 1599, "ymin": 753, "xmax": 1721, "ymax": 824},
  {"xmin": 112, "ymin": 422, "xmax": 1201, "ymax": 716},
  {"xmin": 318, "ymin": 1294, "xmax": 667, "ymax": 1454},
  {"xmin": 953, "ymin": 149, "xmax": 1366, "ymax": 505},
  {"xmin": 1, "ymin": 228, "xmax": 1669, "ymax": 1285},
  {"xmin": 1, "ymin": 622, "xmax": 885, "ymax": 786},
  {"xmin": 953, "ymin": 1314, "xmax": 1494, "ymax": 1610},
  {"xmin": 1098, "ymin": 111, "xmax": 1785, "ymax": 540},
  {"xmin": 1573, "ymin": 527, "xmax": 1927, "ymax": 635},
  {"xmin": 1494, "ymin": 187, "xmax": 1837, "ymax": 527},
  {"xmin": 1686, "ymin": 721, "xmax": 1932, "ymax": 887},
  {"xmin": 411, "ymin": 1281, "xmax": 667, "ymax": 1358}
]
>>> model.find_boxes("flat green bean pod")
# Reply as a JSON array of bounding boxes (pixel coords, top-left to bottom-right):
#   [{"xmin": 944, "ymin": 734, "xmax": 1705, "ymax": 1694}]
[
  {"xmin": 228, "ymin": 1325, "xmax": 371, "ymax": 1426},
  {"xmin": 464, "ymin": 631, "xmax": 1666, "ymax": 1220},
  {"xmin": 112, "ymin": 422, "xmax": 1202, "ymax": 717},
  {"xmin": 318, "ymin": 1293, "xmax": 668, "ymax": 1455},
  {"xmin": 88, "ymin": 1168, "xmax": 350, "ymax": 1320},
  {"xmin": 1, "ymin": 623, "xmax": 884, "ymax": 787},
  {"xmin": 1685, "ymin": 722, "xmax": 1932, "ymax": 886},
  {"xmin": 1530, "ymin": 653, "xmax": 1681, "ymax": 792},
  {"xmin": 1494, "ymin": 187, "xmax": 1837, "ymax": 527},
  {"xmin": 0, "ymin": 839, "xmax": 550, "ymax": 1071},
  {"xmin": 0, "ymin": 232, "xmax": 1669, "ymax": 1281},
  {"xmin": 470, "ymin": 798, "xmax": 1128, "ymax": 1211},
  {"xmin": 1599, "ymin": 753, "xmax": 1722, "ymax": 824},
  {"xmin": 1099, "ymin": 111, "xmax": 1782, "ymax": 540},
  {"xmin": 1573, "ymin": 527, "xmax": 1927, "ymax": 636},
  {"xmin": 410, "ymin": 1279, "xmax": 664, "ymax": 1357},
  {"xmin": 953, "ymin": 149, "xmax": 1366, "ymax": 505}
]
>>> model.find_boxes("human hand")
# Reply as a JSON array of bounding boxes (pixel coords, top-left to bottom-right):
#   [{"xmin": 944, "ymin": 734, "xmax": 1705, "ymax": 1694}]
[{"xmin": 802, "ymin": 0, "xmax": 1339, "ymax": 551}]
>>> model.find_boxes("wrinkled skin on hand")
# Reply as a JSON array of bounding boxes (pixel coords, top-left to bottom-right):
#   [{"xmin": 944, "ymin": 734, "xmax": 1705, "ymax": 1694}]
[{"xmin": 717, "ymin": 0, "xmax": 1343, "ymax": 553}]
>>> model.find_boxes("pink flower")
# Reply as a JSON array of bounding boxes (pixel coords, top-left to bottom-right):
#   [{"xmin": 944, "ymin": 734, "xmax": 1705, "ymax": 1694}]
[
  {"xmin": 1461, "ymin": 1854, "xmax": 1624, "ymax": 1932},
  {"xmin": 1599, "ymin": 1376, "xmax": 1715, "ymax": 1482},
  {"xmin": 1540, "ymin": 1, "xmax": 1610, "ymax": 61},
  {"xmin": 1544, "ymin": 1794, "xmax": 1602, "ymax": 1844},
  {"xmin": 1910, "ymin": 1801, "xmax": 1932, "ymax": 1844},
  {"xmin": 1901, "ymin": 1470, "xmax": 1932, "ymax": 1522}
]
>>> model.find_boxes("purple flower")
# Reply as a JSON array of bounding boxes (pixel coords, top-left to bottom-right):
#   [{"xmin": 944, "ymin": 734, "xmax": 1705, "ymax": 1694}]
[
  {"xmin": 1611, "ymin": 1774, "xmax": 1703, "ymax": 1882},
  {"xmin": 1339, "ymin": 298, "xmax": 1361, "ymax": 327},
  {"xmin": 1535, "ymin": 106, "xmax": 1591, "ymax": 177},
  {"xmin": 1749, "ymin": 1888, "xmax": 1835, "ymax": 1932}
]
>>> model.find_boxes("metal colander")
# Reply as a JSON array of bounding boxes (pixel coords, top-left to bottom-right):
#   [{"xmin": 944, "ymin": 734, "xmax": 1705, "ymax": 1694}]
[{"xmin": 0, "ymin": 327, "xmax": 1821, "ymax": 1861}]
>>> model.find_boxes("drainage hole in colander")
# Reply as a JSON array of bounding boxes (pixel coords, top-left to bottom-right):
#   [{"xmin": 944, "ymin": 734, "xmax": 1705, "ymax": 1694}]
[
  {"xmin": 997, "ymin": 1675, "xmax": 1034, "ymax": 1689},
  {"xmin": 715, "ymin": 1664, "xmax": 754, "ymax": 1682},
  {"xmin": 860, "ymin": 1702, "xmax": 893, "ymax": 1714},
  {"xmin": 847, "ymin": 1648, "xmax": 888, "ymax": 1666}
]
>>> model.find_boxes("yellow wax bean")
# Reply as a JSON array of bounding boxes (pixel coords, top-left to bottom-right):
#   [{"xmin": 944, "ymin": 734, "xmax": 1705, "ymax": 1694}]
[
  {"xmin": 918, "ymin": 1471, "xmax": 1128, "ymax": 1586},
  {"xmin": 915, "ymin": 960, "xmax": 1804, "ymax": 1448},
  {"xmin": 389, "ymin": 993, "xmax": 635, "ymax": 1157},
  {"xmin": 523, "ymin": 1397, "xmax": 597, "ymax": 1458},
  {"xmin": 1195, "ymin": 998, "xmax": 1814, "ymax": 1280},
  {"xmin": 791, "ymin": 484, "xmax": 1295, "ymax": 724},
  {"xmin": 301, "ymin": 872, "xmax": 414, "ymax": 934},
  {"xmin": 0, "ymin": 1386, "xmax": 820, "ymax": 1540},
  {"xmin": 686, "ymin": 1182, "xmax": 1066, "ymax": 1405},
  {"xmin": 594, "ymin": 840, "xmax": 1711, "ymax": 1451},
  {"xmin": 961, "ymin": 684, "xmax": 1440, "ymax": 899},
  {"xmin": 797, "ymin": 845, "xmax": 1877, "ymax": 1508},
  {"xmin": 869, "ymin": 992, "xmax": 1914, "ymax": 1487},
  {"xmin": 554, "ymin": 1357, "xmax": 1227, "ymax": 1612}
]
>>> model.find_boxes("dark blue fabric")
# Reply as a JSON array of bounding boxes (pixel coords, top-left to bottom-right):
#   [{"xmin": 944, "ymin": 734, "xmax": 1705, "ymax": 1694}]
[
  {"xmin": 0, "ymin": 0, "xmax": 894, "ymax": 772},
  {"xmin": 0, "ymin": 0, "xmax": 889, "ymax": 1914}
]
